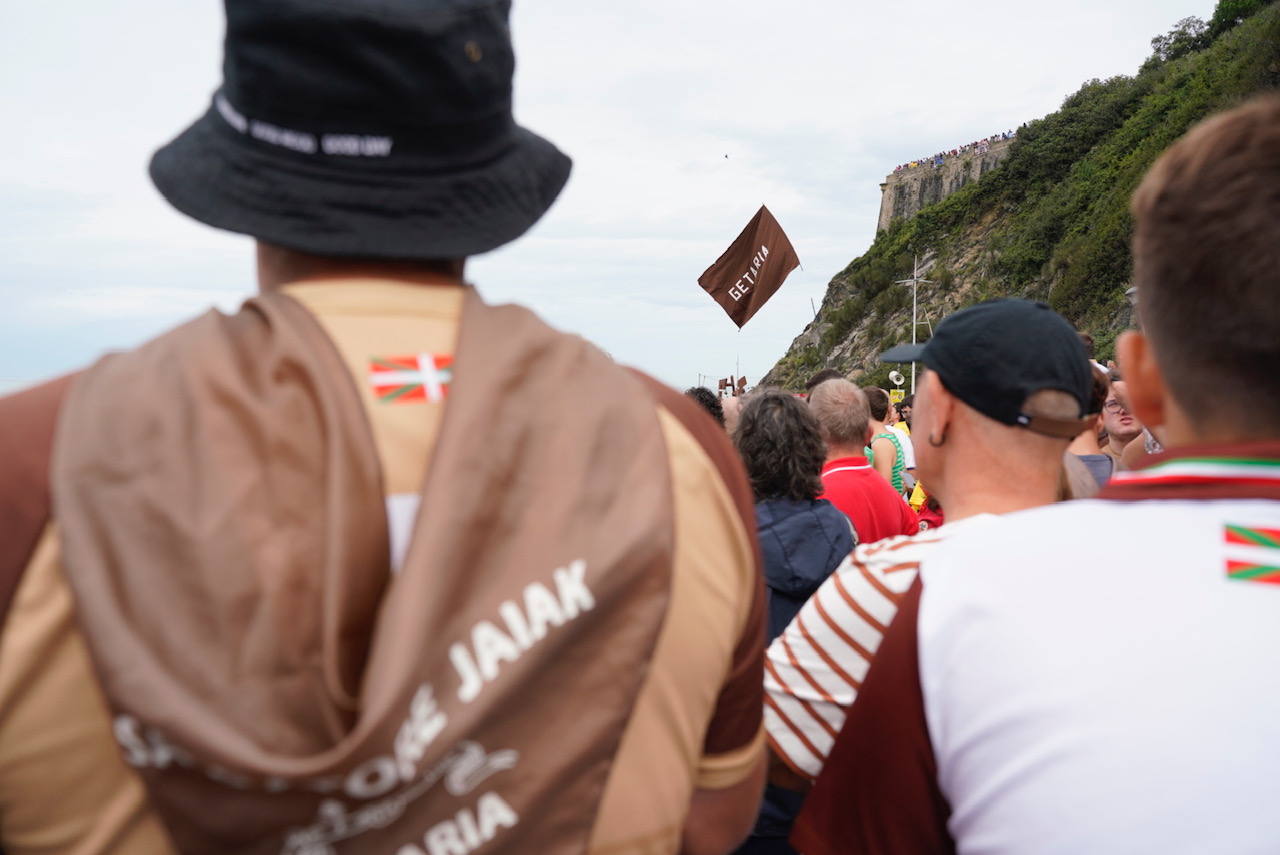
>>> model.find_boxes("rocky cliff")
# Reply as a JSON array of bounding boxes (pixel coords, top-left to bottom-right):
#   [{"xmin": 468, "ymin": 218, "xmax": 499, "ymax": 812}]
[{"xmin": 877, "ymin": 138, "xmax": 1013, "ymax": 233}]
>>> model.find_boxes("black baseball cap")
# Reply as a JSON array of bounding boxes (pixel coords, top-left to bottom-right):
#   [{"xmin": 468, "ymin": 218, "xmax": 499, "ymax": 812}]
[{"xmin": 878, "ymin": 299, "xmax": 1092, "ymax": 439}]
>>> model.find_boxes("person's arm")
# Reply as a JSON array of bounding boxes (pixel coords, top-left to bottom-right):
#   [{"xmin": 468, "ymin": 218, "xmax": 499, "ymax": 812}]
[
  {"xmin": 768, "ymin": 743, "xmax": 811, "ymax": 792},
  {"xmin": 789, "ymin": 578, "xmax": 954, "ymax": 855},
  {"xmin": 625, "ymin": 372, "xmax": 769, "ymax": 854},
  {"xmin": 683, "ymin": 554, "xmax": 768, "ymax": 855},
  {"xmin": 681, "ymin": 750, "xmax": 767, "ymax": 855},
  {"xmin": 870, "ymin": 437, "xmax": 896, "ymax": 484}
]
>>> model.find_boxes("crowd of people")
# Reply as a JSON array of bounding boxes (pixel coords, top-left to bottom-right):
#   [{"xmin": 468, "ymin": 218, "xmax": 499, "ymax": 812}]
[
  {"xmin": 1, "ymin": 2, "xmax": 1278, "ymax": 854},
  {"xmin": 892, "ymin": 128, "xmax": 1019, "ymax": 173}
]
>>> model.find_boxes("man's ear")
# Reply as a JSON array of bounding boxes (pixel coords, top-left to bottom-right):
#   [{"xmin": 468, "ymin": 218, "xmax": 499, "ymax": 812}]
[
  {"xmin": 1116, "ymin": 331, "xmax": 1166, "ymax": 431},
  {"xmin": 924, "ymin": 371, "xmax": 955, "ymax": 440}
]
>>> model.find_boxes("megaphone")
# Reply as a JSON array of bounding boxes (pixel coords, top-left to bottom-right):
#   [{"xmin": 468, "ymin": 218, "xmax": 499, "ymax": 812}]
[{"xmin": 888, "ymin": 370, "xmax": 905, "ymax": 387}]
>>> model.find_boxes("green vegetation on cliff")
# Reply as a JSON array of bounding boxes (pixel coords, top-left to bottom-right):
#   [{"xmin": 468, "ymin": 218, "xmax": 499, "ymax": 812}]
[{"xmin": 766, "ymin": 1, "xmax": 1280, "ymax": 390}]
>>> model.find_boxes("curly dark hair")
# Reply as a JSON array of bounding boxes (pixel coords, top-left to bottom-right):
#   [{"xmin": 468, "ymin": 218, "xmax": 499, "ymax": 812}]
[
  {"xmin": 733, "ymin": 389, "xmax": 826, "ymax": 501},
  {"xmin": 683, "ymin": 386, "xmax": 725, "ymax": 427}
]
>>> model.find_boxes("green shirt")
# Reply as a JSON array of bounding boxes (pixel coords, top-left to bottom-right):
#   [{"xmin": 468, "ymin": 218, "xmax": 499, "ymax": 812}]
[{"xmin": 868, "ymin": 431, "xmax": 906, "ymax": 493}]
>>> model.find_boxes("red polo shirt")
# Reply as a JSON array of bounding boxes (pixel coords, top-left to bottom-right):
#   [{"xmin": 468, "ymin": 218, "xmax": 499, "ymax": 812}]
[{"xmin": 819, "ymin": 456, "xmax": 919, "ymax": 545}]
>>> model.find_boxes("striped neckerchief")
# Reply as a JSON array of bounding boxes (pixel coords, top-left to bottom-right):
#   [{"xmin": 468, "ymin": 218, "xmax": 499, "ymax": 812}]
[{"xmin": 1100, "ymin": 442, "xmax": 1280, "ymax": 502}]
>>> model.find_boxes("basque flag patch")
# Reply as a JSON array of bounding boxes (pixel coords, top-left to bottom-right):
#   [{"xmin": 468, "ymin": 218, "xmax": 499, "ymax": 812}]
[
  {"xmin": 368, "ymin": 354, "xmax": 453, "ymax": 403},
  {"xmin": 1224, "ymin": 524, "xmax": 1280, "ymax": 585}
]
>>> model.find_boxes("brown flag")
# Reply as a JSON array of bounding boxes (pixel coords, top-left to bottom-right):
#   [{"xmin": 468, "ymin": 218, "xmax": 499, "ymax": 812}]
[{"xmin": 698, "ymin": 205, "xmax": 801, "ymax": 328}]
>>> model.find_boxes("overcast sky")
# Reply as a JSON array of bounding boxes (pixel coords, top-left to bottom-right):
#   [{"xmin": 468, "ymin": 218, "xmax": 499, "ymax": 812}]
[{"xmin": 1, "ymin": 0, "xmax": 1210, "ymax": 393}]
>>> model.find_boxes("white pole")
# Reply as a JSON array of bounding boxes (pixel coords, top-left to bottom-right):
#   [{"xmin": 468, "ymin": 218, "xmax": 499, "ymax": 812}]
[
  {"xmin": 911, "ymin": 274, "xmax": 918, "ymax": 395},
  {"xmin": 895, "ymin": 254, "xmax": 932, "ymax": 398}
]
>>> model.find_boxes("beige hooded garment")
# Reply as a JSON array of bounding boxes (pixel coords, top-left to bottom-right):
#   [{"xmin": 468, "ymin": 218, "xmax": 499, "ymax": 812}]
[{"xmin": 47, "ymin": 288, "xmax": 678, "ymax": 854}]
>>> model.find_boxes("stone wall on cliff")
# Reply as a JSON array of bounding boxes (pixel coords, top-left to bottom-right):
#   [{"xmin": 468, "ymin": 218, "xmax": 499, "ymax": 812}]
[{"xmin": 876, "ymin": 137, "xmax": 1015, "ymax": 233}]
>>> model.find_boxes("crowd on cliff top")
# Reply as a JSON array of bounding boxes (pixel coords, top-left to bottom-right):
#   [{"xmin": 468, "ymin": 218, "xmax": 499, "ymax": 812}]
[
  {"xmin": 893, "ymin": 127, "xmax": 1020, "ymax": 173},
  {"xmin": 3, "ymin": 3, "xmax": 1280, "ymax": 855}
]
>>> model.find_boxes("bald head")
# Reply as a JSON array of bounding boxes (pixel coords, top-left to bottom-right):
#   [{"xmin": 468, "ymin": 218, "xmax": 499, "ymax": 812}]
[
  {"xmin": 808, "ymin": 379, "xmax": 870, "ymax": 450},
  {"xmin": 914, "ymin": 369, "xmax": 1081, "ymax": 519}
]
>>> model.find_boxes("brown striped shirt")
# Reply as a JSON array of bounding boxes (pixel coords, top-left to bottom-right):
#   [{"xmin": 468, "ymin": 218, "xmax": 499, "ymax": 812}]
[{"xmin": 763, "ymin": 515, "xmax": 996, "ymax": 780}]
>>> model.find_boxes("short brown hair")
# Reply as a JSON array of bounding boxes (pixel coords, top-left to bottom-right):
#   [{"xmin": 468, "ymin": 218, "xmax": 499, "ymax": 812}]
[
  {"xmin": 1077, "ymin": 331, "xmax": 1096, "ymax": 359},
  {"xmin": 1085, "ymin": 365, "xmax": 1111, "ymax": 417},
  {"xmin": 1130, "ymin": 95, "xmax": 1280, "ymax": 433},
  {"xmin": 862, "ymin": 386, "xmax": 890, "ymax": 422},
  {"xmin": 808, "ymin": 379, "xmax": 870, "ymax": 447},
  {"xmin": 733, "ymin": 389, "xmax": 826, "ymax": 502}
]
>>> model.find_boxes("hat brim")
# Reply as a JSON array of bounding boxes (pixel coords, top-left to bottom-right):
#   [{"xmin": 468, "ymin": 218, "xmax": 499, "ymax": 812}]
[
  {"xmin": 878, "ymin": 343, "xmax": 926, "ymax": 363},
  {"xmin": 149, "ymin": 106, "xmax": 572, "ymax": 260}
]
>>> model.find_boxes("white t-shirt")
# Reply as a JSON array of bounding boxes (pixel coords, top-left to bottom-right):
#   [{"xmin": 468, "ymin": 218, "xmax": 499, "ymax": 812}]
[
  {"xmin": 889, "ymin": 423, "xmax": 916, "ymax": 470},
  {"xmin": 919, "ymin": 495, "xmax": 1280, "ymax": 853}
]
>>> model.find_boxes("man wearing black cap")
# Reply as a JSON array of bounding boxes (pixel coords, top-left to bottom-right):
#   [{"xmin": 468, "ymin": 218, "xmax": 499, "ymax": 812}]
[
  {"xmin": 0, "ymin": 3, "xmax": 767, "ymax": 853},
  {"xmin": 764, "ymin": 298, "xmax": 1090, "ymax": 830},
  {"xmin": 793, "ymin": 97, "xmax": 1280, "ymax": 855}
]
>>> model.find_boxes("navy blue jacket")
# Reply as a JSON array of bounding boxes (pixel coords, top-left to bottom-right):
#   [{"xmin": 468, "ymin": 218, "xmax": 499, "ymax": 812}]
[
  {"xmin": 755, "ymin": 497, "xmax": 856, "ymax": 642},
  {"xmin": 747, "ymin": 497, "xmax": 855, "ymax": 845}
]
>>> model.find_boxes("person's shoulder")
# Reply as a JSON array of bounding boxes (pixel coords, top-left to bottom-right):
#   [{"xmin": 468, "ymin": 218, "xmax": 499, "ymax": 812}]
[
  {"xmin": 918, "ymin": 503, "xmax": 1114, "ymax": 604},
  {"xmin": 813, "ymin": 497, "xmax": 850, "ymax": 523},
  {"xmin": 852, "ymin": 525, "xmax": 945, "ymax": 571},
  {"xmin": 626, "ymin": 369, "xmax": 732, "ymax": 462},
  {"xmin": 813, "ymin": 498, "xmax": 856, "ymax": 543},
  {"xmin": 982, "ymin": 500, "xmax": 1113, "ymax": 538},
  {"xmin": 872, "ymin": 433, "xmax": 900, "ymax": 453},
  {"xmin": 628, "ymin": 370, "xmax": 758, "ymax": 551},
  {"xmin": 932, "ymin": 503, "xmax": 1106, "ymax": 557}
]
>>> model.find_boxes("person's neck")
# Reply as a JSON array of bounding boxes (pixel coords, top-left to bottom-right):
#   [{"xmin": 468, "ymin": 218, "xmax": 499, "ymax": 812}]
[
  {"xmin": 868, "ymin": 419, "xmax": 886, "ymax": 435},
  {"xmin": 942, "ymin": 483, "xmax": 1056, "ymax": 523},
  {"xmin": 1068, "ymin": 432, "xmax": 1103, "ymax": 455},
  {"xmin": 825, "ymin": 445, "xmax": 867, "ymax": 462},
  {"xmin": 1104, "ymin": 435, "xmax": 1136, "ymax": 463},
  {"xmin": 256, "ymin": 242, "xmax": 466, "ymax": 291},
  {"xmin": 935, "ymin": 441, "xmax": 1062, "ymax": 523}
]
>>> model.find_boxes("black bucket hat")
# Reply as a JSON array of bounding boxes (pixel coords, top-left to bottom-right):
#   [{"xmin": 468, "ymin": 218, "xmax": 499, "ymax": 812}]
[
  {"xmin": 150, "ymin": 0, "xmax": 572, "ymax": 260},
  {"xmin": 879, "ymin": 299, "xmax": 1093, "ymax": 439}
]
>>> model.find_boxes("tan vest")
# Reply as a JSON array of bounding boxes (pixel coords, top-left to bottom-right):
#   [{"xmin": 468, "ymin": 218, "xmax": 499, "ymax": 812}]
[{"xmin": 0, "ymin": 280, "xmax": 765, "ymax": 854}]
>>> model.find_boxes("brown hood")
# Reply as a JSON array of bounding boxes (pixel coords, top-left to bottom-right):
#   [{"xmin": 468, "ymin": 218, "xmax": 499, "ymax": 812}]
[{"xmin": 51, "ymin": 288, "xmax": 674, "ymax": 853}]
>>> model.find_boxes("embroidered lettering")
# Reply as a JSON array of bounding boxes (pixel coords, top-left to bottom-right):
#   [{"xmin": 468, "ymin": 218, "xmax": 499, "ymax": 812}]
[
  {"xmin": 424, "ymin": 821, "xmax": 468, "ymax": 855},
  {"xmin": 322, "ymin": 134, "xmax": 394, "ymax": 157},
  {"xmin": 451, "ymin": 641, "xmax": 485, "ymax": 704},
  {"xmin": 249, "ymin": 119, "xmax": 317, "ymax": 154},
  {"xmin": 443, "ymin": 742, "xmax": 519, "ymax": 796},
  {"xmin": 345, "ymin": 755, "xmax": 400, "ymax": 800},
  {"xmin": 555, "ymin": 560, "xmax": 594, "ymax": 619},
  {"xmin": 456, "ymin": 808, "xmax": 482, "ymax": 849},
  {"xmin": 499, "ymin": 600, "xmax": 533, "ymax": 649},
  {"xmin": 394, "ymin": 685, "xmax": 449, "ymax": 779},
  {"xmin": 472, "ymin": 620, "xmax": 522, "ymax": 682},
  {"xmin": 112, "ymin": 716, "xmax": 195, "ymax": 770},
  {"xmin": 211, "ymin": 93, "xmax": 395, "ymax": 159},
  {"xmin": 522, "ymin": 581, "xmax": 565, "ymax": 641},
  {"xmin": 413, "ymin": 792, "xmax": 518, "ymax": 855},
  {"xmin": 284, "ymin": 742, "xmax": 518, "ymax": 852},
  {"xmin": 450, "ymin": 561, "xmax": 590, "ymax": 702},
  {"xmin": 475, "ymin": 792, "xmax": 519, "ymax": 840}
]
